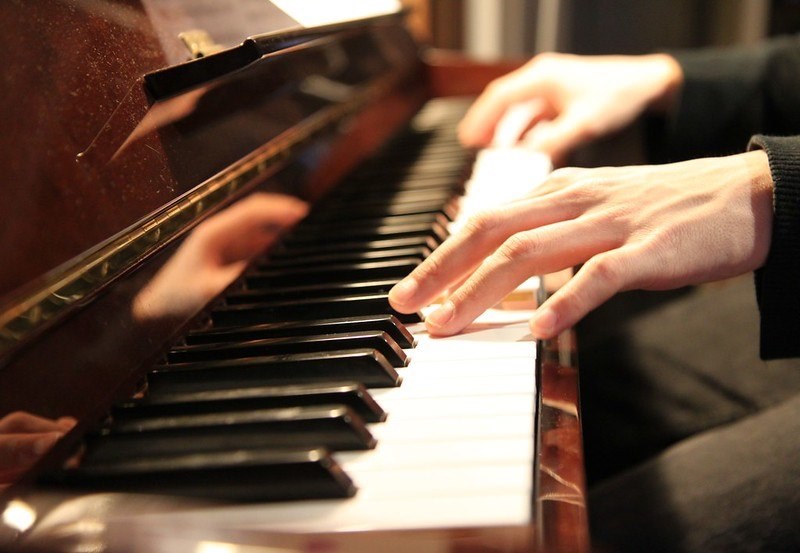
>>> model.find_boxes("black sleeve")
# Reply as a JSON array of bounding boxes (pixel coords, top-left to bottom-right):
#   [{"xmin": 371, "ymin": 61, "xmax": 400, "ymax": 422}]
[
  {"xmin": 646, "ymin": 37, "xmax": 800, "ymax": 359},
  {"xmin": 649, "ymin": 34, "xmax": 800, "ymax": 163},
  {"xmin": 748, "ymin": 135, "xmax": 800, "ymax": 360}
]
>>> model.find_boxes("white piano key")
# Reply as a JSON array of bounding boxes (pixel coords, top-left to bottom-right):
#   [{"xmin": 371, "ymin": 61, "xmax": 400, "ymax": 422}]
[
  {"xmin": 367, "ymin": 414, "xmax": 533, "ymax": 443},
  {"xmin": 397, "ymin": 358, "xmax": 534, "ymax": 378},
  {"xmin": 335, "ymin": 436, "xmax": 533, "ymax": 471},
  {"xmin": 371, "ymin": 374, "xmax": 536, "ymax": 401},
  {"xmin": 349, "ymin": 463, "xmax": 532, "ymax": 497},
  {"xmin": 131, "ymin": 492, "xmax": 532, "ymax": 534},
  {"xmin": 372, "ymin": 394, "xmax": 534, "ymax": 420}
]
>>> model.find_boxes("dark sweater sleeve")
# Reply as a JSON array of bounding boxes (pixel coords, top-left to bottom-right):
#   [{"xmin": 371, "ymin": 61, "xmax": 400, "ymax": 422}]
[
  {"xmin": 649, "ymin": 35, "xmax": 800, "ymax": 163},
  {"xmin": 748, "ymin": 135, "xmax": 800, "ymax": 359},
  {"xmin": 648, "ymin": 36, "xmax": 800, "ymax": 359}
]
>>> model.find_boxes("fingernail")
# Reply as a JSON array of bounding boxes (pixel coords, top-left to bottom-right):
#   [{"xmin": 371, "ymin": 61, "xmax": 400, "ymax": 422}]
[
  {"xmin": 427, "ymin": 301, "xmax": 455, "ymax": 328},
  {"xmin": 532, "ymin": 307, "xmax": 557, "ymax": 337},
  {"xmin": 390, "ymin": 278, "xmax": 418, "ymax": 306}
]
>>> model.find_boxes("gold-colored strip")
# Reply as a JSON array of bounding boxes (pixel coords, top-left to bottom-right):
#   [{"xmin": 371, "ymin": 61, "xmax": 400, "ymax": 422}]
[{"xmin": 0, "ymin": 73, "xmax": 397, "ymax": 358}]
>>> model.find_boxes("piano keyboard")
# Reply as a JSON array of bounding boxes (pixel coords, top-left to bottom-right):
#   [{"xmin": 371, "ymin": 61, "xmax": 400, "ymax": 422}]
[{"xmin": 44, "ymin": 97, "xmax": 553, "ymax": 531}]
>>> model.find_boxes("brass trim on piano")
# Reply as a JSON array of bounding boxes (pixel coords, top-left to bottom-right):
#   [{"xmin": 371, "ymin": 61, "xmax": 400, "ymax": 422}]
[{"xmin": 0, "ymin": 64, "xmax": 404, "ymax": 359}]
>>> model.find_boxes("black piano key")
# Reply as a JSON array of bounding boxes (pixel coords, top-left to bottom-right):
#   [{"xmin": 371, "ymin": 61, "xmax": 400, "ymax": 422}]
[
  {"xmin": 255, "ymin": 246, "xmax": 430, "ymax": 270},
  {"xmin": 363, "ymin": 136, "xmax": 462, "ymax": 155},
  {"xmin": 49, "ymin": 448, "xmax": 355, "ymax": 502},
  {"xmin": 185, "ymin": 314, "xmax": 415, "ymax": 348},
  {"xmin": 355, "ymin": 143, "xmax": 466, "ymax": 163},
  {"xmin": 311, "ymin": 193, "xmax": 457, "ymax": 218},
  {"xmin": 345, "ymin": 146, "xmax": 466, "ymax": 168},
  {"xmin": 86, "ymin": 405, "xmax": 376, "ymax": 463},
  {"xmin": 246, "ymin": 258, "xmax": 421, "ymax": 287},
  {"xmin": 115, "ymin": 382, "xmax": 387, "ymax": 423},
  {"xmin": 270, "ymin": 235, "xmax": 439, "ymax": 258},
  {"xmin": 149, "ymin": 349, "xmax": 401, "ymax": 390},
  {"xmin": 212, "ymin": 294, "xmax": 423, "ymax": 325},
  {"xmin": 168, "ymin": 330, "xmax": 408, "ymax": 368},
  {"xmin": 341, "ymin": 173, "xmax": 466, "ymax": 193},
  {"xmin": 352, "ymin": 164, "xmax": 465, "ymax": 182},
  {"xmin": 227, "ymin": 279, "xmax": 398, "ymax": 303},
  {"xmin": 280, "ymin": 221, "xmax": 448, "ymax": 247},
  {"xmin": 349, "ymin": 157, "xmax": 466, "ymax": 177},
  {"xmin": 312, "ymin": 191, "xmax": 456, "ymax": 211},
  {"xmin": 290, "ymin": 212, "xmax": 450, "ymax": 237}
]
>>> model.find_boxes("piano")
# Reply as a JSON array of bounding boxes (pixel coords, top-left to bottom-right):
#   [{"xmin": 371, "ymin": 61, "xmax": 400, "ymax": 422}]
[{"xmin": 0, "ymin": 2, "xmax": 588, "ymax": 551}]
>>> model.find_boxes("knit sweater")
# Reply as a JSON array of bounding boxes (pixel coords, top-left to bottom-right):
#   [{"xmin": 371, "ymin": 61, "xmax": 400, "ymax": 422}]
[{"xmin": 650, "ymin": 35, "xmax": 800, "ymax": 359}]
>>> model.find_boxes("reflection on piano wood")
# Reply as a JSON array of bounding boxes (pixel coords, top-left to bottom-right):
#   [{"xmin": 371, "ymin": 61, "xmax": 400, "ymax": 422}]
[{"xmin": 0, "ymin": 4, "xmax": 587, "ymax": 552}]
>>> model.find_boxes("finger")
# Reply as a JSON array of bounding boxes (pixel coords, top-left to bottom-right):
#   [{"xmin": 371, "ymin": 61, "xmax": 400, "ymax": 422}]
[
  {"xmin": 425, "ymin": 218, "xmax": 622, "ymax": 336},
  {"xmin": 0, "ymin": 432, "xmax": 63, "ymax": 470},
  {"xmin": 57, "ymin": 417, "xmax": 78, "ymax": 432},
  {"xmin": 389, "ymin": 194, "xmax": 583, "ymax": 313},
  {"xmin": 530, "ymin": 245, "xmax": 647, "ymax": 338},
  {"xmin": 491, "ymin": 98, "xmax": 551, "ymax": 148},
  {"xmin": 523, "ymin": 103, "xmax": 600, "ymax": 159},
  {"xmin": 458, "ymin": 69, "xmax": 548, "ymax": 148},
  {"xmin": 521, "ymin": 167, "xmax": 589, "ymax": 199},
  {"xmin": 200, "ymin": 193, "xmax": 308, "ymax": 264},
  {"xmin": 0, "ymin": 412, "xmax": 66, "ymax": 434}
]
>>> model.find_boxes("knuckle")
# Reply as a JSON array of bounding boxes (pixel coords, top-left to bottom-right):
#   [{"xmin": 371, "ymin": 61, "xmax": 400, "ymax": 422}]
[
  {"xmin": 530, "ymin": 52, "xmax": 558, "ymax": 69},
  {"xmin": 564, "ymin": 177, "xmax": 607, "ymax": 205},
  {"xmin": 2, "ymin": 411, "xmax": 28, "ymax": 428},
  {"xmin": 572, "ymin": 121, "xmax": 599, "ymax": 142},
  {"xmin": 415, "ymin": 252, "xmax": 445, "ymax": 281},
  {"xmin": 585, "ymin": 254, "xmax": 623, "ymax": 289},
  {"xmin": 497, "ymin": 232, "xmax": 540, "ymax": 262},
  {"xmin": 464, "ymin": 210, "xmax": 504, "ymax": 237}
]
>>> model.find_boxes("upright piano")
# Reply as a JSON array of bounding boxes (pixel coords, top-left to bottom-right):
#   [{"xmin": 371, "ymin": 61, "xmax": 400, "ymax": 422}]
[{"xmin": 0, "ymin": 2, "xmax": 588, "ymax": 551}]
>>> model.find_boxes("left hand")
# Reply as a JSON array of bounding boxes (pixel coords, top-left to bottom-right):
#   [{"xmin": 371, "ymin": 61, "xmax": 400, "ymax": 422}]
[
  {"xmin": 388, "ymin": 150, "xmax": 774, "ymax": 339},
  {"xmin": 133, "ymin": 193, "xmax": 307, "ymax": 319},
  {"xmin": 0, "ymin": 412, "xmax": 76, "ymax": 486}
]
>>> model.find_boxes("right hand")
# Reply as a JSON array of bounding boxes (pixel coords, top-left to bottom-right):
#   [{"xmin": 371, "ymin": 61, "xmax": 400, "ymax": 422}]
[
  {"xmin": 389, "ymin": 150, "xmax": 774, "ymax": 340},
  {"xmin": 458, "ymin": 52, "xmax": 683, "ymax": 161}
]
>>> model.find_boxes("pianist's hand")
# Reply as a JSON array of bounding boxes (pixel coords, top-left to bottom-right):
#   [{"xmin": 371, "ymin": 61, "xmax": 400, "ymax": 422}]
[
  {"xmin": 458, "ymin": 53, "xmax": 683, "ymax": 160},
  {"xmin": 388, "ymin": 150, "xmax": 774, "ymax": 339},
  {"xmin": 133, "ymin": 193, "xmax": 308, "ymax": 319},
  {"xmin": 0, "ymin": 412, "xmax": 76, "ymax": 487}
]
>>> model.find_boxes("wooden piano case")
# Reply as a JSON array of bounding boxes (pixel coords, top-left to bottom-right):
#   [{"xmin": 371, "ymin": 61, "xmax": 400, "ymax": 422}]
[{"xmin": 0, "ymin": 2, "xmax": 588, "ymax": 551}]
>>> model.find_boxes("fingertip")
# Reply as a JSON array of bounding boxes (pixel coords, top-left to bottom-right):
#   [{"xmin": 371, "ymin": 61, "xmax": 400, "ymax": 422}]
[
  {"xmin": 425, "ymin": 300, "xmax": 455, "ymax": 330},
  {"xmin": 388, "ymin": 278, "xmax": 419, "ymax": 311},
  {"xmin": 530, "ymin": 305, "xmax": 559, "ymax": 339},
  {"xmin": 457, "ymin": 120, "xmax": 489, "ymax": 149},
  {"xmin": 57, "ymin": 417, "xmax": 77, "ymax": 431}
]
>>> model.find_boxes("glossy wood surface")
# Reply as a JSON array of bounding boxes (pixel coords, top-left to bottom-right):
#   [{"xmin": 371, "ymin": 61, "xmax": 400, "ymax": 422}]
[
  {"xmin": 0, "ymin": 0, "xmax": 298, "ymax": 300},
  {"xmin": 0, "ymin": 6, "xmax": 588, "ymax": 552}
]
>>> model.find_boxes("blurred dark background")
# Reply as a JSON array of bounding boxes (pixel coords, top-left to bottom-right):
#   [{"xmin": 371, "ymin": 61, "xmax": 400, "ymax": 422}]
[{"xmin": 404, "ymin": 0, "xmax": 800, "ymax": 58}]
